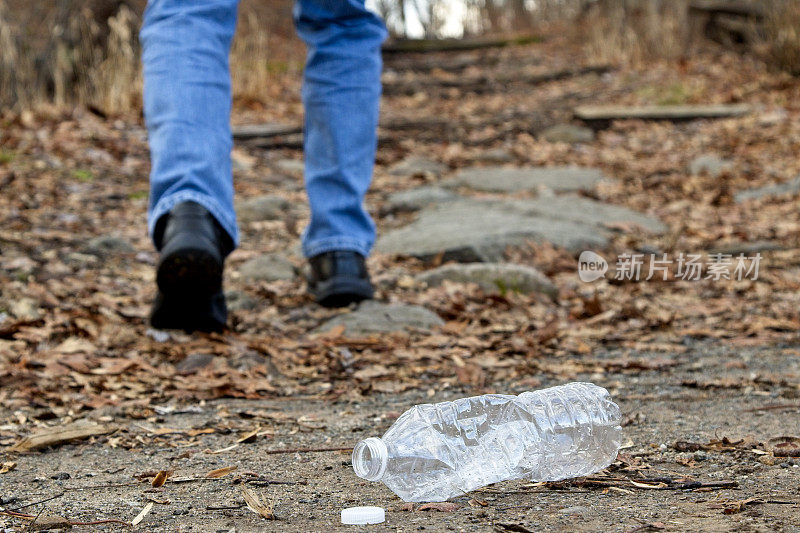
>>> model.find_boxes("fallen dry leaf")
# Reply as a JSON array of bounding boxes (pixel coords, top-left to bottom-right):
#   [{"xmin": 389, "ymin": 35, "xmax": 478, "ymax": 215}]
[
  {"xmin": 0, "ymin": 461, "xmax": 16, "ymax": 474},
  {"xmin": 241, "ymin": 486, "xmax": 275, "ymax": 520},
  {"xmin": 28, "ymin": 514, "xmax": 73, "ymax": 531},
  {"xmin": 237, "ymin": 426, "xmax": 261, "ymax": 444},
  {"xmin": 629, "ymin": 480, "xmax": 668, "ymax": 489},
  {"xmin": 206, "ymin": 465, "xmax": 238, "ymax": 478},
  {"xmin": 417, "ymin": 502, "xmax": 459, "ymax": 512},
  {"xmin": 131, "ymin": 502, "xmax": 154, "ymax": 526},
  {"xmin": 151, "ymin": 470, "xmax": 172, "ymax": 488},
  {"xmin": 720, "ymin": 497, "xmax": 762, "ymax": 514},
  {"xmin": 9, "ymin": 421, "xmax": 116, "ymax": 452}
]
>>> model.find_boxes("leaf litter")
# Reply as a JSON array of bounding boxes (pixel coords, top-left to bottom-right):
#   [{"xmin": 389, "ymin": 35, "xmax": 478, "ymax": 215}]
[{"xmin": 1, "ymin": 28, "xmax": 800, "ymax": 533}]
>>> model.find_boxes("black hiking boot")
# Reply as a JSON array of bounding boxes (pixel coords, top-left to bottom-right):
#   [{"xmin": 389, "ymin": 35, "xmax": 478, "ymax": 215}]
[
  {"xmin": 307, "ymin": 251, "xmax": 374, "ymax": 308},
  {"xmin": 149, "ymin": 202, "xmax": 233, "ymax": 332}
]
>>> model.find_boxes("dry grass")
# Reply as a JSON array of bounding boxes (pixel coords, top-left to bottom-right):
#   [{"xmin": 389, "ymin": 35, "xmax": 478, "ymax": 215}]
[
  {"xmin": 0, "ymin": 1, "xmax": 303, "ymax": 114},
  {"xmin": 764, "ymin": 0, "xmax": 800, "ymax": 75},
  {"xmin": 581, "ymin": 0, "xmax": 690, "ymax": 66},
  {"xmin": 0, "ymin": 1, "xmax": 39, "ymax": 109},
  {"xmin": 230, "ymin": 7, "xmax": 304, "ymax": 107}
]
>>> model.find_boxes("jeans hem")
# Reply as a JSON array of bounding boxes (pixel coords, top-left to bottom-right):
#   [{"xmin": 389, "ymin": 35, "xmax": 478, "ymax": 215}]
[
  {"xmin": 302, "ymin": 237, "xmax": 371, "ymax": 258},
  {"xmin": 149, "ymin": 191, "xmax": 239, "ymax": 247}
]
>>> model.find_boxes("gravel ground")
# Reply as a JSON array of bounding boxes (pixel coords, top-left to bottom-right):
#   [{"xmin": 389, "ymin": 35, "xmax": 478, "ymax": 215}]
[{"xmin": 2, "ymin": 342, "xmax": 799, "ymax": 532}]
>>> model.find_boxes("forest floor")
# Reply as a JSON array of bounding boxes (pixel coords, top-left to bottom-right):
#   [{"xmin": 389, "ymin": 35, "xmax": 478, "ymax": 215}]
[{"xmin": 1, "ymin": 33, "xmax": 800, "ymax": 532}]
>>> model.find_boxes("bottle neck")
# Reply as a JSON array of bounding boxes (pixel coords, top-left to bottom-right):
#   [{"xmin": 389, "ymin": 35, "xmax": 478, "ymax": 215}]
[{"xmin": 352, "ymin": 437, "xmax": 388, "ymax": 481}]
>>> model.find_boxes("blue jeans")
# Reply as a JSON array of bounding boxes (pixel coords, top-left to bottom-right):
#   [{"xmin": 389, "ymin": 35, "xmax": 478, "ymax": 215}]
[{"xmin": 140, "ymin": 0, "xmax": 386, "ymax": 257}]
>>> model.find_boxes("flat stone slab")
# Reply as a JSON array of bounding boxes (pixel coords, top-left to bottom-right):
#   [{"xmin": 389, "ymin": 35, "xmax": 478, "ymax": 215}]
[
  {"xmin": 688, "ymin": 154, "xmax": 733, "ymax": 177},
  {"xmin": 376, "ymin": 196, "xmax": 665, "ymax": 261},
  {"xmin": 541, "ymin": 123, "xmax": 595, "ymax": 144},
  {"xmin": 383, "ymin": 186, "xmax": 458, "ymax": 213},
  {"xmin": 225, "ymin": 290, "xmax": 259, "ymax": 311},
  {"xmin": 444, "ymin": 166, "xmax": 603, "ymax": 193},
  {"xmin": 388, "ymin": 156, "xmax": 447, "ymax": 177},
  {"xmin": 735, "ymin": 176, "xmax": 800, "ymax": 203},
  {"xmin": 508, "ymin": 195, "xmax": 667, "ymax": 234},
  {"xmin": 417, "ymin": 263, "xmax": 557, "ymax": 297},
  {"xmin": 314, "ymin": 300, "xmax": 444, "ymax": 336},
  {"xmin": 276, "ymin": 159, "xmax": 304, "ymax": 175},
  {"xmin": 471, "ymin": 148, "xmax": 514, "ymax": 164},
  {"xmin": 85, "ymin": 235, "xmax": 134, "ymax": 256},
  {"xmin": 236, "ymin": 195, "xmax": 290, "ymax": 223},
  {"xmin": 708, "ymin": 240, "xmax": 784, "ymax": 255},
  {"xmin": 376, "ymin": 199, "xmax": 609, "ymax": 261},
  {"xmin": 238, "ymin": 254, "xmax": 295, "ymax": 282}
]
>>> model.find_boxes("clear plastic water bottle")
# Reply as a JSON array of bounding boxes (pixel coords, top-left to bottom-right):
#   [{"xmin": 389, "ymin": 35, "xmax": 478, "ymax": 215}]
[{"xmin": 352, "ymin": 382, "xmax": 622, "ymax": 502}]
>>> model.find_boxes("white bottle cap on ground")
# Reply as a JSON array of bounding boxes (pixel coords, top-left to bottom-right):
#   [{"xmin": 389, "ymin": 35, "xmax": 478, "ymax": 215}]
[{"xmin": 341, "ymin": 506, "xmax": 385, "ymax": 525}]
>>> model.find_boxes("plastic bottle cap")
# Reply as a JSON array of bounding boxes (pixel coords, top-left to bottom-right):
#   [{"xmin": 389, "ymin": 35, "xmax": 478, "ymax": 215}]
[{"xmin": 341, "ymin": 506, "xmax": 385, "ymax": 525}]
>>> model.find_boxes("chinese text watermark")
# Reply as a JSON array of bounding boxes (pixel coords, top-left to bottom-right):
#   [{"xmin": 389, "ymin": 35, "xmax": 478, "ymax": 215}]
[{"xmin": 578, "ymin": 251, "xmax": 761, "ymax": 282}]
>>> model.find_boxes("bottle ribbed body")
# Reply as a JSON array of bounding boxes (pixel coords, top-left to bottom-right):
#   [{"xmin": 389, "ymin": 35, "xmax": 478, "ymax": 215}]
[{"xmin": 356, "ymin": 382, "xmax": 622, "ymax": 502}]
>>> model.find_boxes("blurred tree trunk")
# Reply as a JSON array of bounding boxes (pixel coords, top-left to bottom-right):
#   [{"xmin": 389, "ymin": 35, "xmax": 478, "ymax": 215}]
[
  {"xmin": 483, "ymin": 0, "xmax": 504, "ymax": 32},
  {"xmin": 510, "ymin": 0, "xmax": 532, "ymax": 30}
]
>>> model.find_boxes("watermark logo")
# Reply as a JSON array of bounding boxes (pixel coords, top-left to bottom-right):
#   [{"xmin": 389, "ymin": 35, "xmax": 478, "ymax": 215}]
[
  {"xmin": 578, "ymin": 251, "xmax": 609, "ymax": 282},
  {"xmin": 578, "ymin": 252, "xmax": 762, "ymax": 282}
]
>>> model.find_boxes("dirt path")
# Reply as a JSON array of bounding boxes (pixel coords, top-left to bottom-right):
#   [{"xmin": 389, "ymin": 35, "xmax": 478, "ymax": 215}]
[
  {"xmin": 2, "ymin": 343, "xmax": 799, "ymax": 532},
  {"xmin": 3, "ymin": 35, "xmax": 800, "ymax": 532}
]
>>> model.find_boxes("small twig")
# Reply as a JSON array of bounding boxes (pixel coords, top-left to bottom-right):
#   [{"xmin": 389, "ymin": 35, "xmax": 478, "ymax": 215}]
[
  {"xmin": 206, "ymin": 504, "xmax": 245, "ymax": 511},
  {"xmin": 63, "ymin": 519, "xmax": 132, "ymax": 526},
  {"xmin": 3, "ymin": 493, "xmax": 64, "ymax": 512},
  {"xmin": 2, "ymin": 510, "xmax": 131, "ymax": 527},
  {"xmin": 245, "ymin": 479, "xmax": 307, "ymax": 486},
  {"xmin": 263, "ymin": 445, "xmax": 352, "ymax": 455},
  {"xmin": 63, "ymin": 481, "xmax": 142, "ymax": 491},
  {"xmin": 774, "ymin": 449, "xmax": 800, "ymax": 458},
  {"xmin": 745, "ymin": 403, "xmax": 800, "ymax": 412},
  {"xmin": 24, "ymin": 505, "xmax": 44, "ymax": 532}
]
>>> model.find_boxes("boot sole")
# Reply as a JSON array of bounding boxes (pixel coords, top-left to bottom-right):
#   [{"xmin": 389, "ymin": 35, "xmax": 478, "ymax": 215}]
[
  {"xmin": 311, "ymin": 277, "xmax": 374, "ymax": 308},
  {"xmin": 156, "ymin": 248, "xmax": 222, "ymax": 298},
  {"xmin": 151, "ymin": 248, "xmax": 226, "ymax": 332},
  {"xmin": 150, "ymin": 291, "xmax": 227, "ymax": 333}
]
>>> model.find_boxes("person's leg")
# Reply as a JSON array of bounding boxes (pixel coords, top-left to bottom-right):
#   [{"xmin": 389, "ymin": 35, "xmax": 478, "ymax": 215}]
[
  {"xmin": 294, "ymin": 0, "xmax": 387, "ymax": 259},
  {"xmin": 141, "ymin": 0, "xmax": 239, "ymax": 247},
  {"xmin": 140, "ymin": 0, "xmax": 239, "ymax": 331}
]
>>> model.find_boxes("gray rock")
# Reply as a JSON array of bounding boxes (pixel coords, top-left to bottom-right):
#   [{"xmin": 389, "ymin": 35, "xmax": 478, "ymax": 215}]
[
  {"xmin": 472, "ymin": 148, "xmax": 514, "ymax": 164},
  {"xmin": 735, "ymin": 176, "xmax": 800, "ymax": 203},
  {"xmin": 708, "ymin": 240, "xmax": 783, "ymax": 255},
  {"xmin": 508, "ymin": 195, "xmax": 667, "ymax": 234},
  {"xmin": 541, "ymin": 123, "xmax": 595, "ymax": 144},
  {"xmin": 417, "ymin": 263, "xmax": 557, "ymax": 297},
  {"xmin": 444, "ymin": 166, "xmax": 603, "ymax": 193},
  {"xmin": 236, "ymin": 195, "xmax": 290, "ymax": 223},
  {"xmin": 376, "ymin": 199, "xmax": 610, "ymax": 261},
  {"xmin": 238, "ymin": 254, "xmax": 295, "ymax": 282},
  {"xmin": 276, "ymin": 159, "xmax": 304, "ymax": 175},
  {"xmin": 225, "ymin": 290, "xmax": 259, "ymax": 311},
  {"xmin": 377, "ymin": 196, "xmax": 665, "ymax": 261},
  {"xmin": 314, "ymin": 300, "xmax": 444, "ymax": 336},
  {"xmin": 85, "ymin": 235, "xmax": 134, "ymax": 256},
  {"xmin": 146, "ymin": 328, "xmax": 171, "ymax": 343},
  {"xmin": 175, "ymin": 353, "xmax": 215, "ymax": 375},
  {"xmin": 227, "ymin": 350, "xmax": 268, "ymax": 372},
  {"xmin": 557, "ymin": 506, "xmax": 590, "ymax": 517},
  {"xmin": 388, "ymin": 156, "xmax": 447, "ymax": 177},
  {"xmin": 65, "ymin": 252, "xmax": 98, "ymax": 267},
  {"xmin": 688, "ymin": 154, "xmax": 733, "ymax": 177},
  {"xmin": 383, "ymin": 186, "xmax": 458, "ymax": 214}
]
